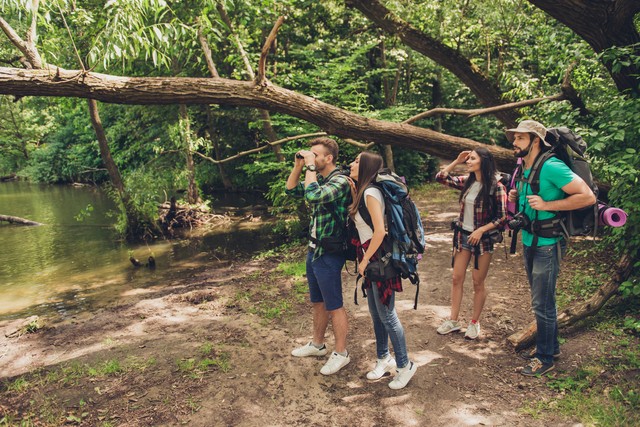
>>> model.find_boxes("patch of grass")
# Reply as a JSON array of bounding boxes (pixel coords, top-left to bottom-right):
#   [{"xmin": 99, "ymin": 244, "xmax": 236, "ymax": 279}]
[
  {"xmin": 276, "ymin": 260, "xmax": 306, "ymax": 278},
  {"xmin": 253, "ymin": 241, "xmax": 304, "ymax": 261},
  {"xmin": 0, "ymin": 415, "xmax": 36, "ymax": 426},
  {"xmin": 5, "ymin": 377, "xmax": 30, "ymax": 393},
  {"xmin": 257, "ymin": 300, "xmax": 292, "ymax": 320},
  {"xmin": 200, "ymin": 341, "xmax": 214, "ymax": 356},
  {"xmin": 527, "ymin": 336, "xmax": 640, "ymax": 425},
  {"xmin": 176, "ymin": 345, "xmax": 231, "ymax": 379},
  {"xmin": 24, "ymin": 319, "xmax": 41, "ymax": 334},
  {"xmin": 87, "ymin": 359, "xmax": 123, "ymax": 377},
  {"xmin": 186, "ymin": 396, "xmax": 202, "ymax": 414},
  {"xmin": 557, "ymin": 272, "xmax": 603, "ymax": 307}
]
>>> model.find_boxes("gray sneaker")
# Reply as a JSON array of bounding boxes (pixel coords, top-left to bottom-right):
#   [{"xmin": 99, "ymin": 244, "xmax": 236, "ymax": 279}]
[
  {"xmin": 320, "ymin": 351, "xmax": 350, "ymax": 375},
  {"xmin": 291, "ymin": 342, "xmax": 328, "ymax": 357},
  {"xmin": 437, "ymin": 319, "xmax": 461, "ymax": 335},
  {"xmin": 464, "ymin": 322, "xmax": 480, "ymax": 340}
]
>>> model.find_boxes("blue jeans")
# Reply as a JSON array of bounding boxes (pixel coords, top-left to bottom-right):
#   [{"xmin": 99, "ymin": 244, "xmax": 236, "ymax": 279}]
[
  {"xmin": 367, "ymin": 283, "xmax": 409, "ymax": 368},
  {"xmin": 523, "ymin": 241, "xmax": 565, "ymax": 364},
  {"xmin": 306, "ymin": 250, "xmax": 346, "ymax": 311}
]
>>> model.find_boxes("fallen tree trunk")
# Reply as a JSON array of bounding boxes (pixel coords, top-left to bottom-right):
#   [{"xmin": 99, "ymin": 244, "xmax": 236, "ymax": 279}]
[
  {"xmin": 508, "ymin": 253, "xmax": 636, "ymax": 350},
  {"xmin": 0, "ymin": 214, "xmax": 42, "ymax": 226},
  {"xmin": 0, "ymin": 66, "xmax": 520, "ymax": 170}
]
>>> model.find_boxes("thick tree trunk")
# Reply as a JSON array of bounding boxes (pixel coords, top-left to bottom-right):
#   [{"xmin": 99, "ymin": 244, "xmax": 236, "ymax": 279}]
[
  {"xmin": 528, "ymin": 0, "xmax": 640, "ymax": 95},
  {"xmin": 0, "ymin": 214, "xmax": 42, "ymax": 226},
  {"xmin": 0, "ymin": 67, "xmax": 517, "ymax": 171},
  {"xmin": 382, "ymin": 144, "xmax": 395, "ymax": 172},
  {"xmin": 507, "ymin": 253, "xmax": 636, "ymax": 350},
  {"xmin": 346, "ymin": 0, "xmax": 519, "ymax": 127}
]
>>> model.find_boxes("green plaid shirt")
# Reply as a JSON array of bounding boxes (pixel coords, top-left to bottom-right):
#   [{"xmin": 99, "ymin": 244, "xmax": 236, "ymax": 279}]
[{"xmin": 285, "ymin": 168, "xmax": 352, "ymax": 260}]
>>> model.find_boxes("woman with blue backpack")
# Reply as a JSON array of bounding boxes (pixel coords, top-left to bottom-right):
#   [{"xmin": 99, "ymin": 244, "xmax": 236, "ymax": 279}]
[
  {"xmin": 435, "ymin": 147, "xmax": 507, "ymax": 340},
  {"xmin": 348, "ymin": 151, "xmax": 417, "ymax": 390}
]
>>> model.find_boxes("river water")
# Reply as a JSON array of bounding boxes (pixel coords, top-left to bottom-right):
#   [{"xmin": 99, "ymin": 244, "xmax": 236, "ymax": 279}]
[{"xmin": 0, "ymin": 182, "xmax": 276, "ymax": 320}]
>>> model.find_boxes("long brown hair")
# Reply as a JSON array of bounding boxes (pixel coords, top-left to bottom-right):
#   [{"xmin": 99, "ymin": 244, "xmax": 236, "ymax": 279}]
[{"xmin": 349, "ymin": 152, "xmax": 384, "ymax": 216}]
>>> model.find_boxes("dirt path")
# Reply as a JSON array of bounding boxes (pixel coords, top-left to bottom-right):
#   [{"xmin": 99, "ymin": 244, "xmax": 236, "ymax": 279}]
[{"xmin": 0, "ymin": 190, "xmax": 600, "ymax": 426}]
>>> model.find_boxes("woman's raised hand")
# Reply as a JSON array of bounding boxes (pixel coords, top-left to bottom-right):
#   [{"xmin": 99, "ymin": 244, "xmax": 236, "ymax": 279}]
[{"xmin": 455, "ymin": 150, "xmax": 472, "ymax": 165}]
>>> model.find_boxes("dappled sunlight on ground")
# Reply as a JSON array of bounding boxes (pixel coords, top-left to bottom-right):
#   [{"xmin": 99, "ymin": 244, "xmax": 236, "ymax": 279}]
[
  {"xmin": 437, "ymin": 402, "xmax": 495, "ymax": 426},
  {"xmin": 412, "ymin": 348, "xmax": 444, "ymax": 366},
  {"xmin": 427, "ymin": 232, "xmax": 453, "ymax": 243}
]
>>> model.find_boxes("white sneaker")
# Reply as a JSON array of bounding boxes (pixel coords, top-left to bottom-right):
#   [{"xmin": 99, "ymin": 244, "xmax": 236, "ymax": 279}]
[
  {"xmin": 465, "ymin": 322, "xmax": 480, "ymax": 340},
  {"xmin": 389, "ymin": 361, "xmax": 417, "ymax": 390},
  {"xmin": 320, "ymin": 352, "xmax": 350, "ymax": 375},
  {"xmin": 366, "ymin": 355, "xmax": 396, "ymax": 380},
  {"xmin": 437, "ymin": 319, "xmax": 461, "ymax": 335},
  {"xmin": 291, "ymin": 342, "xmax": 328, "ymax": 357}
]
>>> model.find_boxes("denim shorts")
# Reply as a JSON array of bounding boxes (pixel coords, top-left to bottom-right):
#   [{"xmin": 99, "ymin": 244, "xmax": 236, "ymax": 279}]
[
  {"xmin": 459, "ymin": 231, "xmax": 494, "ymax": 253},
  {"xmin": 306, "ymin": 249, "xmax": 345, "ymax": 311}
]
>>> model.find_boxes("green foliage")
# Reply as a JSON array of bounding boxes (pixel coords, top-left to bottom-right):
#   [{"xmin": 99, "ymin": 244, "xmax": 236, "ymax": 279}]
[
  {"xmin": 276, "ymin": 261, "xmax": 306, "ymax": 278},
  {"xmin": 74, "ymin": 204, "xmax": 94, "ymax": 222}
]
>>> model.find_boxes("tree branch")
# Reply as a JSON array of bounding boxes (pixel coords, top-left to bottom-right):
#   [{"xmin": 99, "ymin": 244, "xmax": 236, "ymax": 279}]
[
  {"xmin": 257, "ymin": 16, "xmax": 284, "ymax": 86},
  {"xmin": 346, "ymin": 0, "xmax": 519, "ymax": 127},
  {"xmin": 197, "ymin": 23, "xmax": 220, "ymax": 78},
  {"xmin": 0, "ymin": 12, "xmax": 43, "ymax": 69},
  {"xmin": 192, "ymin": 132, "xmax": 326, "ymax": 164},
  {"xmin": 403, "ymin": 93, "xmax": 566, "ymax": 124},
  {"xmin": 0, "ymin": 65, "xmax": 546, "ymax": 171},
  {"xmin": 216, "ymin": 2, "xmax": 255, "ymax": 80}
]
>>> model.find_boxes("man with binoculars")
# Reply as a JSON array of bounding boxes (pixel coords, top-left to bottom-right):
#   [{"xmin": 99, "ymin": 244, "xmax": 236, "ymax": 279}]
[
  {"xmin": 285, "ymin": 137, "xmax": 353, "ymax": 376},
  {"xmin": 506, "ymin": 120, "xmax": 596, "ymax": 376}
]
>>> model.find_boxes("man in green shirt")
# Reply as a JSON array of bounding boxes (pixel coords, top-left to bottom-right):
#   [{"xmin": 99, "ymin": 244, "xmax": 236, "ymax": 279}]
[
  {"xmin": 285, "ymin": 137, "xmax": 352, "ymax": 376},
  {"xmin": 507, "ymin": 120, "xmax": 596, "ymax": 376}
]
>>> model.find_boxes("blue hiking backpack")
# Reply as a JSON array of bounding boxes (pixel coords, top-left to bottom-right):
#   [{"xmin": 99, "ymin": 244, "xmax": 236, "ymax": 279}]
[{"xmin": 357, "ymin": 169, "xmax": 426, "ymax": 309}]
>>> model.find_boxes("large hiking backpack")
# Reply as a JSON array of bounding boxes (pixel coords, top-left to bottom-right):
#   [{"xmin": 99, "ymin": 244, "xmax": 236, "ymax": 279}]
[
  {"xmin": 513, "ymin": 127, "xmax": 599, "ymax": 241},
  {"xmin": 358, "ymin": 169, "xmax": 426, "ymax": 309}
]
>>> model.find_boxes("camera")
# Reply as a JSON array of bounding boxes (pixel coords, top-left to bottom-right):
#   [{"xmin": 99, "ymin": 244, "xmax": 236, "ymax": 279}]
[{"xmin": 508, "ymin": 211, "xmax": 530, "ymax": 231}]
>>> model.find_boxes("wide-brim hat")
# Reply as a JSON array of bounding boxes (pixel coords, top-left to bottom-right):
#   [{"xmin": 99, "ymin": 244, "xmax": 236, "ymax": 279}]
[{"xmin": 505, "ymin": 120, "xmax": 550, "ymax": 146}]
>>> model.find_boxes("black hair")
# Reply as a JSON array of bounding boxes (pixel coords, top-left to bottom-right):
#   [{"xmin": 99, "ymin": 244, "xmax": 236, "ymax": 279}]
[{"xmin": 459, "ymin": 147, "xmax": 498, "ymax": 214}]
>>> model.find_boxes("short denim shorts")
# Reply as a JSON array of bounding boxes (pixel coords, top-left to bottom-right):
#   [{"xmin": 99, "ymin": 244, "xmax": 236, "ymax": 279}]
[{"xmin": 459, "ymin": 231, "xmax": 494, "ymax": 253}]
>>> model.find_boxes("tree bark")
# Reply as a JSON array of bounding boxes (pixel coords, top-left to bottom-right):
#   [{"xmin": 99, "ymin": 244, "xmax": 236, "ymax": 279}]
[
  {"xmin": 87, "ymin": 99, "xmax": 125, "ymax": 195},
  {"xmin": 0, "ymin": 214, "xmax": 42, "ymax": 225},
  {"xmin": 528, "ymin": 0, "xmax": 640, "ymax": 95},
  {"xmin": 0, "ymin": 67, "xmax": 518, "ymax": 171},
  {"xmin": 346, "ymin": 0, "xmax": 519, "ymax": 127},
  {"xmin": 507, "ymin": 253, "xmax": 636, "ymax": 350},
  {"xmin": 178, "ymin": 104, "xmax": 200, "ymax": 205}
]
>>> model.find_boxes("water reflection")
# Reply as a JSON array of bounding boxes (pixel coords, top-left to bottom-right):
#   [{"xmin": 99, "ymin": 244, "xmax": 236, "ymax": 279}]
[{"xmin": 0, "ymin": 182, "xmax": 276, "ymax": 320}]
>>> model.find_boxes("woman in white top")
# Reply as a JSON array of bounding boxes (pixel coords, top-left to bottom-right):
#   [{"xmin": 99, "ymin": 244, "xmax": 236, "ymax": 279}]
[
  {"xmin": 435, "ymin": 148, "xmax": 507, "ymax": 340},
  {"xmin": 348, "ymin": 152, "xmax": 417, "ymax": 390}
]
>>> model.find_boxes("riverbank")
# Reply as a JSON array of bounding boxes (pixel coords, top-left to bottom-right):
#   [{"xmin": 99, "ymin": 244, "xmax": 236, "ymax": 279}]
[{"xmin": 1, "ymin": 184, "xmax": 638, "ymax": 426}]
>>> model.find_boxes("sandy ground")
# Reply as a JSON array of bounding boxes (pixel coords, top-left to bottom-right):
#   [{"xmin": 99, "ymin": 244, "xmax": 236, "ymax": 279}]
[{"xmin": 0, "ymin": 191, "xmax": 609, "ymax": 426}]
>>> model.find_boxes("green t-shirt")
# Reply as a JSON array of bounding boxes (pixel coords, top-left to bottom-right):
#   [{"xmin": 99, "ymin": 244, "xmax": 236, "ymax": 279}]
[{"xmin": 517, "ymin": 157, "xmax": 576, "ymax": 247}]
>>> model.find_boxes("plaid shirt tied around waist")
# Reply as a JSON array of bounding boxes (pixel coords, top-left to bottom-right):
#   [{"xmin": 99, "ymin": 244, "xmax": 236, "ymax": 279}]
[{"xmin": 352, "ymin": 237, "xmax": 403, "ymax": 307}]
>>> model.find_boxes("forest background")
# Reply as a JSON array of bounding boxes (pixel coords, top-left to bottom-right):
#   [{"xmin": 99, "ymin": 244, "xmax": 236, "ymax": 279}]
[{"xmin": 0, "ymin": 0, "xmax": 639, "ymax": 424}]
